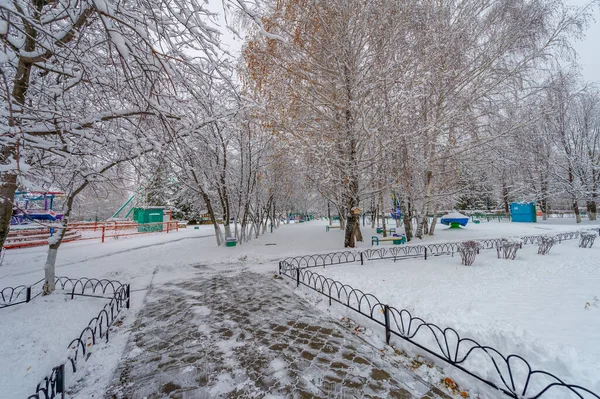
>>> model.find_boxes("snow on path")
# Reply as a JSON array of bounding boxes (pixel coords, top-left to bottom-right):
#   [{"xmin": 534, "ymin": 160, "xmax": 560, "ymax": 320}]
[
  {"xmin": 105, "ymin": 266, "xmax": 448, "ymax": 399},
  {"xmin": 2, "ymin": 219, "xmax": 598, "ymax": 397}
]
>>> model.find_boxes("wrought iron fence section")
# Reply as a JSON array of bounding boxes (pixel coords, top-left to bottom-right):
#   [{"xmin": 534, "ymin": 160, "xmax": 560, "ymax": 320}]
[
  {"xmin": 27, "ymin": 365, "xmax": 65, "ymax": 399},
  {"xmin": 11, "ymin": 277, "xmax": 132, "ymax": 399},
  {"xmin": 363, "ymin": 246, "xmax": 426, "ymax": 262},
  {"xmin": 279, "ymin": 264, "xmax": 599, "ymax": 399},
  {"xmin": 281, "ymin": 250, "xmax": 359, "ymax": 269},
  {"xmin": 55, "ymin": 276, "xmax": 126, "ymax": 300},
  {"xmin": 64, "ymin": 283, "xmax": 130, "ymax": 373},
  {"xmin": 277, "ymin": 230, "xmax": 586, "ymax": 272},
  {"xmin": 1, "ymin": 284, "xmax": 29, "ymax": 307}
]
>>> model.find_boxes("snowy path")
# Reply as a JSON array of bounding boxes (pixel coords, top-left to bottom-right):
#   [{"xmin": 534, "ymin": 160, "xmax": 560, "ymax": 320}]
[{"xmin": 105, "ymin": 266, "xmax": 448, "ymax": 399}]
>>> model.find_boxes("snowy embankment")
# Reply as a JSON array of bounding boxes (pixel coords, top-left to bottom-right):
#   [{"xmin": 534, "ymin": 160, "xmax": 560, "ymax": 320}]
[{"xmin": 315, "ymin": 238, "xmax": 600, "ymax": 398}]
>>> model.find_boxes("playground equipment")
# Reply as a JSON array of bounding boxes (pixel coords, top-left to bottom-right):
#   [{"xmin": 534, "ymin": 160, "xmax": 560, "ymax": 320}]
[
  {"xmin": 390, "ymin": 192, "xmax": 403, "ymax": 220},
  {"xmin": 11, "ymin": 191, "xmax": 65, "ymax": 225},
  {"xmin": 510, "ymin": 202, "xmax": 537, "ymax": 223},
  {"xmin": 112, "ymin": 194, "xmax": 137, "ymax": 219},
  {"xmin": 440, "ymin": 212, "xmax": 469, "ymax": 228}
]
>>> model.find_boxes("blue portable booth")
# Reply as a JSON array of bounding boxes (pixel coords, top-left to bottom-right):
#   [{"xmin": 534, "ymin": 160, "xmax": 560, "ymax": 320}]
[{"xmin": 510, "ymin": 202, "xmax": 537, "ymax": 223}]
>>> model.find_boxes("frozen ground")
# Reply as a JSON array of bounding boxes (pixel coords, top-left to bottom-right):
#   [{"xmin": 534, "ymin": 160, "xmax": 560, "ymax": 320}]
[
  {"xmin": 0, "ymin": 294, "xmax": 107, "ymax": 399},
  {"xmin": 1, "ymin": 219, "xmax": 598, "ymax": 398},
  {"xmin": 317, "ymin": 233, "xmax": 600, "ymax": 398}
]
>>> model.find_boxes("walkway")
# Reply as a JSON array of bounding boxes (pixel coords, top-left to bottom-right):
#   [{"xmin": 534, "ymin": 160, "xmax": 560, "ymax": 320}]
[{"xmin": 106, "ymin": 265, "xmax": 449, "ymax": 398}]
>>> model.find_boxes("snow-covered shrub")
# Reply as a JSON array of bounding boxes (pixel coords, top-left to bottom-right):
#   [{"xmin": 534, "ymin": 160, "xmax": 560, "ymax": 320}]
[
  {"xmin": 537, "ymin": 235, "xmax": 557, "ymax": 255},
  {"xmin": 579, "ymin": 231, "xmax": 597, "ymax": 248},
  {"xmin": 458, "ymin": 241, "xmax": 481, "ymax": 266},
  {"xmin": 496, "ymin": 237, "xmax": 522, "ymax": 260}
]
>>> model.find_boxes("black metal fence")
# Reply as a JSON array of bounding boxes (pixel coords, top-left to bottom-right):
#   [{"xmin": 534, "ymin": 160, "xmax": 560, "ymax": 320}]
[
  {"xmin": 280, "ymin": 250, "xmax": 360, "ymax": 269},
  {"xmin": 0, "ymin": 278, "xmax": 44, "ymax": 308},
  {"xmin": 0, "ymin": 276, "xmax": 130, "ymax": 399},
  {"xmin": 278, "ymin": 263, "xmax": 599, "ymax": 399},
  {"xmin": 278, "ymin": 230, "xmax": 585, "ymax": 269}
]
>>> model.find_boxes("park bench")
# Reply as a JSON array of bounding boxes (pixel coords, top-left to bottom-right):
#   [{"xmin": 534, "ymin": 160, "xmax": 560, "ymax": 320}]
[
  {"xmin": 326, "ymin": 225, "xmax": 341, "ymax": 231},
  {"xmin": 376, "ymin": 227, "xmax": 396, "ymax": 234},
  {"xmin": 371, "ymin": 235, "xmax": 406, "ymax": 246}
]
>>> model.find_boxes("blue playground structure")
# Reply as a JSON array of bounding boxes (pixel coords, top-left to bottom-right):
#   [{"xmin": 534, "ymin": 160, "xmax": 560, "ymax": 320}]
[
  {"xmin": 390, "ymin": 192, "xmax": 403, "ymax": 220},
  {"xmin": 440, "ymin": 212, "xmax": 469, "ymax": 228},
  {"xmin": 11, "ymin": 191, "xmax": 65, "ymax": 225}
]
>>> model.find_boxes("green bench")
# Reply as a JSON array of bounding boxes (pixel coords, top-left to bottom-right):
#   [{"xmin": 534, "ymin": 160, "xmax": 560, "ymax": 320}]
[
  {"xmin": 326, "ymin": 225, "xmax": 341, "ymax": 231},
  {"xmin": 371, "ymin": 235, "xmax": 406, "ymax": 246}
]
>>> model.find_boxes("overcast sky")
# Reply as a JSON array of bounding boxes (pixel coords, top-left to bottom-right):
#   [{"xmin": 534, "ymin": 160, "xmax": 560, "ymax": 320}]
[{"xmin": 568, "ymin": 0, "xmax": 600, "ymax": 84}]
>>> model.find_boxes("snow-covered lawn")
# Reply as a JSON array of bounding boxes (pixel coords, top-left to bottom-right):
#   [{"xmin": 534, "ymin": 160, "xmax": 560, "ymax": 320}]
[
  {"xmin": 1, "ymin": 219, "xmax": 598, "ymax": 397},
  {"xmin": 316, "ymin": 236, "xmax": 600, "ymax": 397},
  {"xmin": 0, "ymin": 294, "xmax": 112, "ymax": 398}
]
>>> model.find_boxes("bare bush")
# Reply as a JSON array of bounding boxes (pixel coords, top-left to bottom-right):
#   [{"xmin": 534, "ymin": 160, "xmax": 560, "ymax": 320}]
[
  {"xmin": 538, "ymin": 235, "xmax": 557, "ymax": 255},
  {"xmin": 459, "ymin": 241, "xmax": 481, "ymax": 266}
]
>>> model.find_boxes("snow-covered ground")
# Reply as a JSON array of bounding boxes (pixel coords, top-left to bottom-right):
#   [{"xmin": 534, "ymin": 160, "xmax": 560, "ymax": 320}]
[
  {"xmin": 315, "ymin": 224, "xmax": 600, "ymax": 397},
  {"xmin": 1, "ymin": 219, "xmax": 599, "ymax": 398},
  {"xmin": 0, "ymin": 294, "xmax": 108, "ymax": 398}
]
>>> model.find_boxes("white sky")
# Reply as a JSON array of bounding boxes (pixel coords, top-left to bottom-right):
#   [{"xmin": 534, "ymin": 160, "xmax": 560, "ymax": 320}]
[
  {"xmin": 568, "ymin": 0, "xmax": 600, "ymax": 84},
  {"xmin": 208, "ymin": 0, "xmax": 599, "ymax": 83}
]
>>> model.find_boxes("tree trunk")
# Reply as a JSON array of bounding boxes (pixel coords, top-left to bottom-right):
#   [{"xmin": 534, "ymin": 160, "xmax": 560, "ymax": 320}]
[
  {"xmin": 192, "ymin": 171, "xmax": 223, "ymax": 246},
  {"xmin": 344, "ymin": 213, "xmax": 357, "ymax": 248},
  {"xmin": 573, "ymin": 198, "xmax": 581, "ymax": 223},
  {"xmin": 588, "ymin": 199, "xmax": 597, "ymax": 221},
  {"xmin": 415, "ymin": 213, "xmax": 424, "ymax": 239},
  {"xmin": 502, "ymin": 181, "xmax": 510, "ymax": 214},
  {"xmin": 402, "ymin": 199, "xmax": 413, "ymax": 242},
  {"xmin": 540, "ymin": 176, "xmax": 549, "ymax": 220},
  {"xmin": 353, "ymin": 216, "xmax": 363, "ymax": 242},
  {"xmin": 328, "ymin": 201, "xmax": 332, "ymax": 225},
  {"xmin": 43, "ymin": 180, "xmax": 88, "ymax": 295},
  {"xmin": 0, "ymin": 173, "xmax": 17, "ymax": 256},
  {"xmin": 371, "ymin": 207, "xmax": 376, "ymax": 229},
  {"xmin": 429, "ymin": 213, "xmax": 438, "ymax": 235}
]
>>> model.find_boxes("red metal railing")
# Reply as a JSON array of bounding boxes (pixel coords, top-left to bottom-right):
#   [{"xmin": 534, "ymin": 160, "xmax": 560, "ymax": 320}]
[{"xmin": 4, "ymin": 220, "xmax": 181, "ymax": 249}]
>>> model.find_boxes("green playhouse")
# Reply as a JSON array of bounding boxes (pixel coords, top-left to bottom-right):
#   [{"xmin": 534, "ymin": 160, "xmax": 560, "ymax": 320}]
[{"xmin": 133, "ymin": 207, "xmax": 164, "ymax": 232}]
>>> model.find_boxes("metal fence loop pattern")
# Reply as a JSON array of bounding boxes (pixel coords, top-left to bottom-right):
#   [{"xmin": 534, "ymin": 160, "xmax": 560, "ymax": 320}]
[
  {"xmin": 281, "ymin": 251, "xmax": 359, "ymax": 269},
  {"xmin": 279, "ymin": 252, "xmax": 599, "ymax": 399},
  {"xmin": 278, "ymin": 230, "xmax": 585, "ymax": 268},
  {"xmin": 1, "ymin": 276, "xmax": 132, "ymax": 399}
]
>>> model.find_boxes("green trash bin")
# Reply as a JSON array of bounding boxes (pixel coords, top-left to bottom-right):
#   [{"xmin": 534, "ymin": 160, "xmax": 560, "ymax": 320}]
[{"xmin": 226, "ymin": 238, "xmax": 237, "ymax": 247}]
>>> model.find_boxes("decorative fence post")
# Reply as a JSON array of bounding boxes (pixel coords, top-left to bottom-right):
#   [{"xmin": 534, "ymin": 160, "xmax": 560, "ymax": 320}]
[
  {"xmin": 384, "ymin": 305, "xmax": 391, "ymax": 345},
  {"xmin": 101, "ymin": 226, "xmax": 106, "ymax": 243},
  {"xmin": 126, "ymin": 285, "xmax": 131, "ymax": 309},
  {"xmin": 424, "ymin": 248, "xmax": 428, "ymax": 260},
  {"xmin": 26, "ymin": 286, "xmax": 31, "ymax": 303},
  {"xmin": 360, "ymin": 252, "xmax": 364, "ymax": 265},
  {"xmin": 56, "ymin": 364, "xmax": 65, "ymax": 398},
  {"xmin": 296, "ymin": 267, "xmax": 300, "ymax": 287}
]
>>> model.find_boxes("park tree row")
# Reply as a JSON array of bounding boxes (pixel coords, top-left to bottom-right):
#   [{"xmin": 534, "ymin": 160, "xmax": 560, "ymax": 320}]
[{"xmin": 242, "ymin": 0, "xmax": 598, "ymax": 247}]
